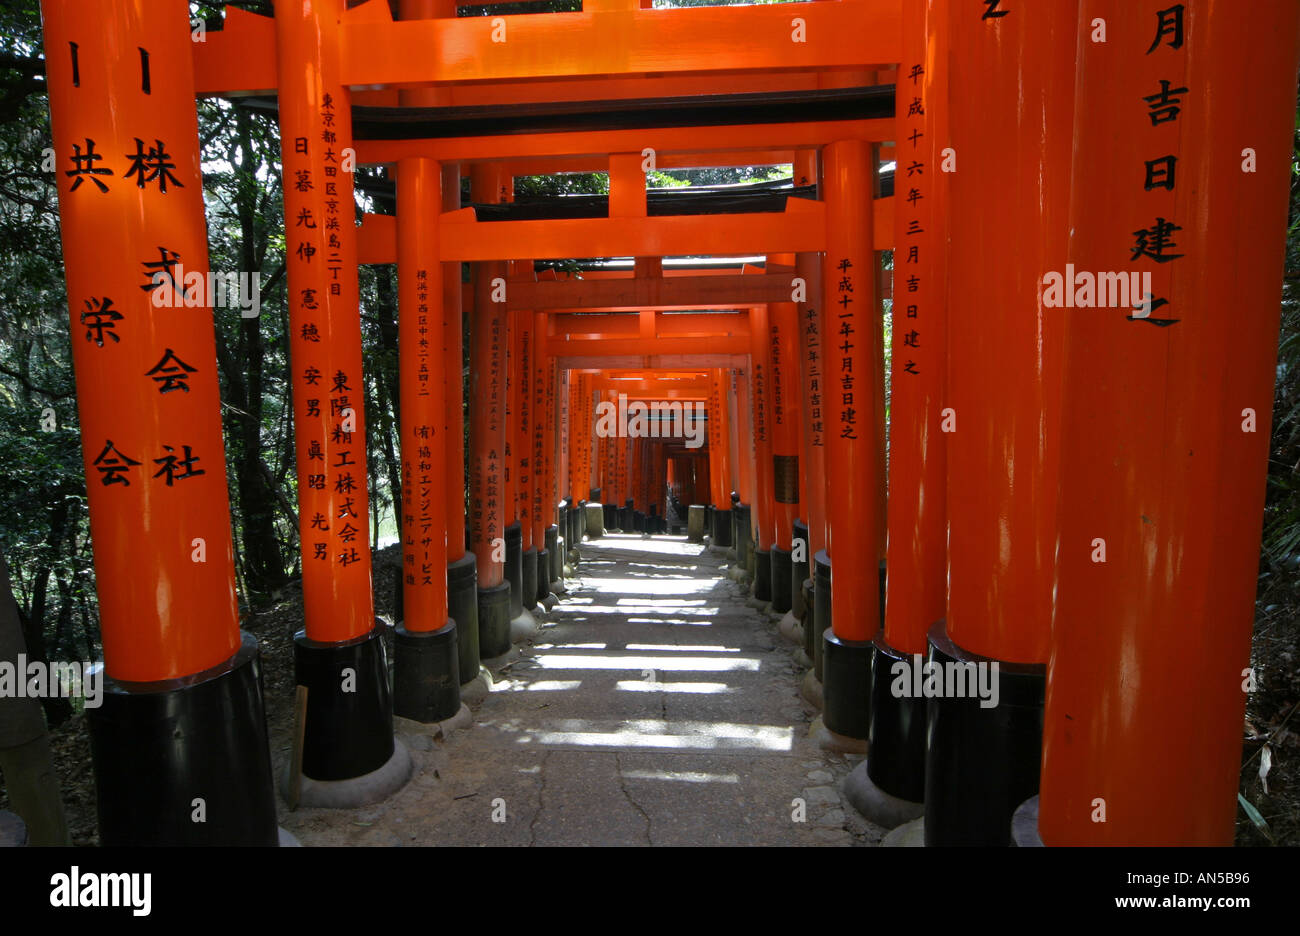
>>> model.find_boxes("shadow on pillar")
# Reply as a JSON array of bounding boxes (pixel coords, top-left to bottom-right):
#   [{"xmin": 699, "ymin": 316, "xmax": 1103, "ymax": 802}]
[
  {"xmin": 923, "ymin": 620, "xmax": 1045, "ymax": 846},
  {"xmin": 522, "ymin": 548, "xmax": 538, "ymax": 611},
  {"xmin": 811, "ymin": 550, "xmax": 831, "ymax": 683},
  {"xmin": 753, "ymin": 549, "xmax": 772, "ymax": 602},
  {"xmin": 771, "ymin": 546, "xmax": 793, "ymax": 613},
  {"xmin": 89, "ymin": 631, "xmax": 280, "ymax": 844},
  {"xmin": 448, "ymin": 554, "xmax": 480, "ymax": 685},
  {"xmin": 791, "ymin": 520, "xmax": 809, "ymax": 623}
]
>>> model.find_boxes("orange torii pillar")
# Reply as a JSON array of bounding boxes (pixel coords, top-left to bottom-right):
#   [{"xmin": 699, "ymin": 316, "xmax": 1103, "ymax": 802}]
[
  {"xmin": 617, "ymin": 431, "xmax": 632, "ymax": 531},
  {"xmin": 794, "ymin": 149, "xmax": 829, "ymax": 678},
  {"xmin": 927, "ymin": 3, "xmax": 1075, "ymax": 846},
  {"xmin": 545, "ymin": 357, "xmax": 564, "ymax": 591},
  {"xmin": 508, "ymin": 297, "xmax": 539, "ymax": 630},
  {"xmin": 601, "ymin": 390, "xmax": 620, "ymax": 531},
  {"xmin": 41, "ymin": 0, "xmax": 276, "ymax": 844},
  {"xmin": 468, "ymin": 165, "xmax": 512, "ymax": 659},
  {"xmin": 769, "ymin": 256, "xmax": 803, "ymax": 617},
  {"xmin": 533, "ymin": 312, "xmax": 558, "ymax": 607},
  {"xmin": 733, "ymin": 366, "xmax": 756, "ymax": 576},
  {"xmin": 711, "ymin": 371, "xmax": 734, "ymax": 548},
  {"xmin": 392, "ymin": 157, "xmax": 460, "ymax": 724},
  {"xmin": 849, "ymin": 0, "xmax": 949, "ymax": 824},
  {"xmin": 725, "ymin": 369, "xmax": 743, "ymax": 549},
  {"xmin": 1033, "ymin": 2, "xmax": 1300, "ymax": 846},
  {"xmin": 704, "ymin": 373, "xmax": 723, "ymax": 544},
  {"xmin": 819, "ymin": 139, "xmax": 881, "ymax": 745},
  {"xmin": 748, "ymin": 304, "xmax": 776, "ymax": 603},
  {"xmin": 564, "ymin": 372, "xmax": 585, "ymax": 549},
  {"xmin": 400, "ymin": 0, "xmax": 474, "ymax": 696},
  {"xmin": 275, "ymin": 0, "xmax": 405, "ymax": 801}
]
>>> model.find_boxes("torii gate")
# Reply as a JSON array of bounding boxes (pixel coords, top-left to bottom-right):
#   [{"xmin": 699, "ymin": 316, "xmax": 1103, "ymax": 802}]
[{"xmin": 36, "ymin": 0, "xmax": 1299, "ymax": 850}]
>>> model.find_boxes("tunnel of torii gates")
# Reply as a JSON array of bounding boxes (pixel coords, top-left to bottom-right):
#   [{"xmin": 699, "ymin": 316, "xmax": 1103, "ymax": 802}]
[{"xmin": 34, "ymin": 0, "xmax": 1298, "ymax": 847}]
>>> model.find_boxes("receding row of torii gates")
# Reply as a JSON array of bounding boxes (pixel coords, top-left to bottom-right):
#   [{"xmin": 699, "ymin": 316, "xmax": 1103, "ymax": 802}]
[{"xmin": 37, "ymin": 0, "xmax": 1298, "ymax": 846}]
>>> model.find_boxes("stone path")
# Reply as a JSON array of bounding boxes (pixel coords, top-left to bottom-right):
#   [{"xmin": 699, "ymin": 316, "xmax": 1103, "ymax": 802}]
[{"xmin": 281, "ymin": 533, "xmax": 884, "ymax": 846}]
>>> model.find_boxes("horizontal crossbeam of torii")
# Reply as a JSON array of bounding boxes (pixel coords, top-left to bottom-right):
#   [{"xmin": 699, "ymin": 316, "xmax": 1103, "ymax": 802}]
[
  {"xmin": 355, "ymin": 199, "xmax": 893, "ymax": 263},
  {"xmin": 191, "ymin": 1, "xmax": 902, "ymax": 97}
]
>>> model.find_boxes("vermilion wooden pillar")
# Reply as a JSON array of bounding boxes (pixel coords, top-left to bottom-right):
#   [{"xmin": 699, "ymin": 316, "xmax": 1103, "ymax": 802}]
[
  {"xmin": 927, "ymin": 0, "xmax": 1077, "ymax": 846},
  {"xmin": 401, "ymin": 0, "xmax": 472, "ymax": 681},
  {"xmin": 511, "ymin": 297, "xmax": 539, "ymax": 620},
  {"xmin": 794, "ymin": 149, "xmax": 825, "ymax": 654},
  {"xmin": 1038, "ymin": 0, "xmax": 1300, "ymax": 846},
  {"xmin": 392, "ymin": 156, "xmax": 460, "ymax": 723},
  {"xmin": 818, "ymin": 139, "xmax": 880, "ymax": 743},
  {"xmin": 273, "ymin": 0, "xmax": 402, "ymax": 798},
  {"xmin": 533, "ymin": 311, "xmax": 556, "ymax": 605},
  {"xmin": 769, "ymin": 253, "xmax": 802, "ymax": 616},
  {"xmin": 734, "ymin": 364, "xmax": 756, "ymax": 572},
  {"xmin": 748, "ymin": 304, "xmax": 776, "ymax": 602},
  {"xmin": 468, "ymin": 164, "xmax": 512, "ymax": 657},
  {"xmin": 856, "ymin": 0, "xmax": 949, "ymax": 819},
  {"xmin": 42, "ymin": 0, "xmax": 276, "ymax": 844}
]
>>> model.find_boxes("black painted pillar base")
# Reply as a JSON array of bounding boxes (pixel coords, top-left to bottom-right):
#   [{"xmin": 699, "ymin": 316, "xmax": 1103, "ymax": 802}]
[
  {"xmin": 393, "ymin": 618, "xmax": 460, "ymax": 723},
  {"xmin": 634, "ymin": 510, "xmax": 645, "ymax": 532},
  {"xmin": 711, "ymin": 508, "xmax": 732, "ymax": 547},
  {"xmin": 734, "ymin": 504, "xmax": 751, "ymax": 568},
  {"xmin": 505, "ymin": 522, "xmax": 523, "ymax": 618},
  {"xmin": 791, "ymin": 519, "xmax": 809, "ymax": 620},
  {"xmin": 566, "ymin": 505, "xmax": 583, "ymax": 550},
  {"xmin": 754, "ymin": 548, "xmax": 772, "ymax": 602},
  {"xmin": 477, "ymin": 582, "xmax": 512, "ymax": 659},
  {"xmin": 87, "ymin": 631, "xmax": 278, "ymax": 846},
  {"xmin": 867, "ymin": 634, "xmax": 927, "ymax": 803},
  {"xmin": 812, "ymin": 550, "xmax": 832, "ymax": 683},
  {"xmin": 448, "ymin": 554, "xmax": 479, "ymax": 686},
  {"xmin": 771, "ymin": 546, "xmax": 793, "ymax": 613},
  {"xmin": 923, "ymin": 620, "xmax": 1046, "ymax": 846},
  {"xmin": 801, "ymin": 577, "xmax": 816, "ymax": 659},
  {"xmin": 545, "ymin": 524, "xmax": 560, "ymax": 582},
  {"xmin": 603, "ymin": 503, "xmax": 617, "ymax": 530},
  {"xmin": 294, "ymin": 624, "xmax": 395, "ymax": 782},
  {"xmin": 522, "ymin": 547, "xmax": 538, "ymax": 611},
  {"xmin": 822, "ymin": 629, "xmax": 872, "ymax": 740},
  {"xmin": 535, "ymin": 548, "xmax": 552, "ymax": 603},
  {"xmin": 620, "ymin": 505, "xmax": 633, "ymax": 532}
]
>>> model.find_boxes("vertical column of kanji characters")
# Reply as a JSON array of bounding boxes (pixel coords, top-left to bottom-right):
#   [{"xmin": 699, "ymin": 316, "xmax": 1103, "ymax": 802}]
[
  {"xmin": 516, "ymin": 309, "xmax": 533, "ymax": 550},
  {"xmin": 396, "ymin": 158, "xmax": 448, "ymax": 631},
  {"xmin": 770, "ymin": 292, "xmax": 802, "ymax": 552},
  {"xmin": 41, "ymin": 0, "xmax": 240, "ymax": 682},
  {"xmin": 706, "ymin": 377, "xmax": 721, "ymax": 507},
  {"xmin": 275, "ymin": 0, "xmax": 373, "ymax": 643},
  {"xmin": 532, "ymin": 313, "xmax": 549, "ymax": 548},
  {"xmin": 1041, "ymin": 1, "xmax": 1300, "ymax": 846},
  {"xmin": 885, "ymin": 0, "xmax": 949, "ymax": 659},
  {"xmin": 579, "ymin": 374, "xmax": 594, "ymax": 500},
  {"xmin": 748, "ymin": 305, "xmax": 774, "ymax": 555},
  {"xmin": 820, "ymin": 142, "xmax": 880, "ymax": 641}
]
